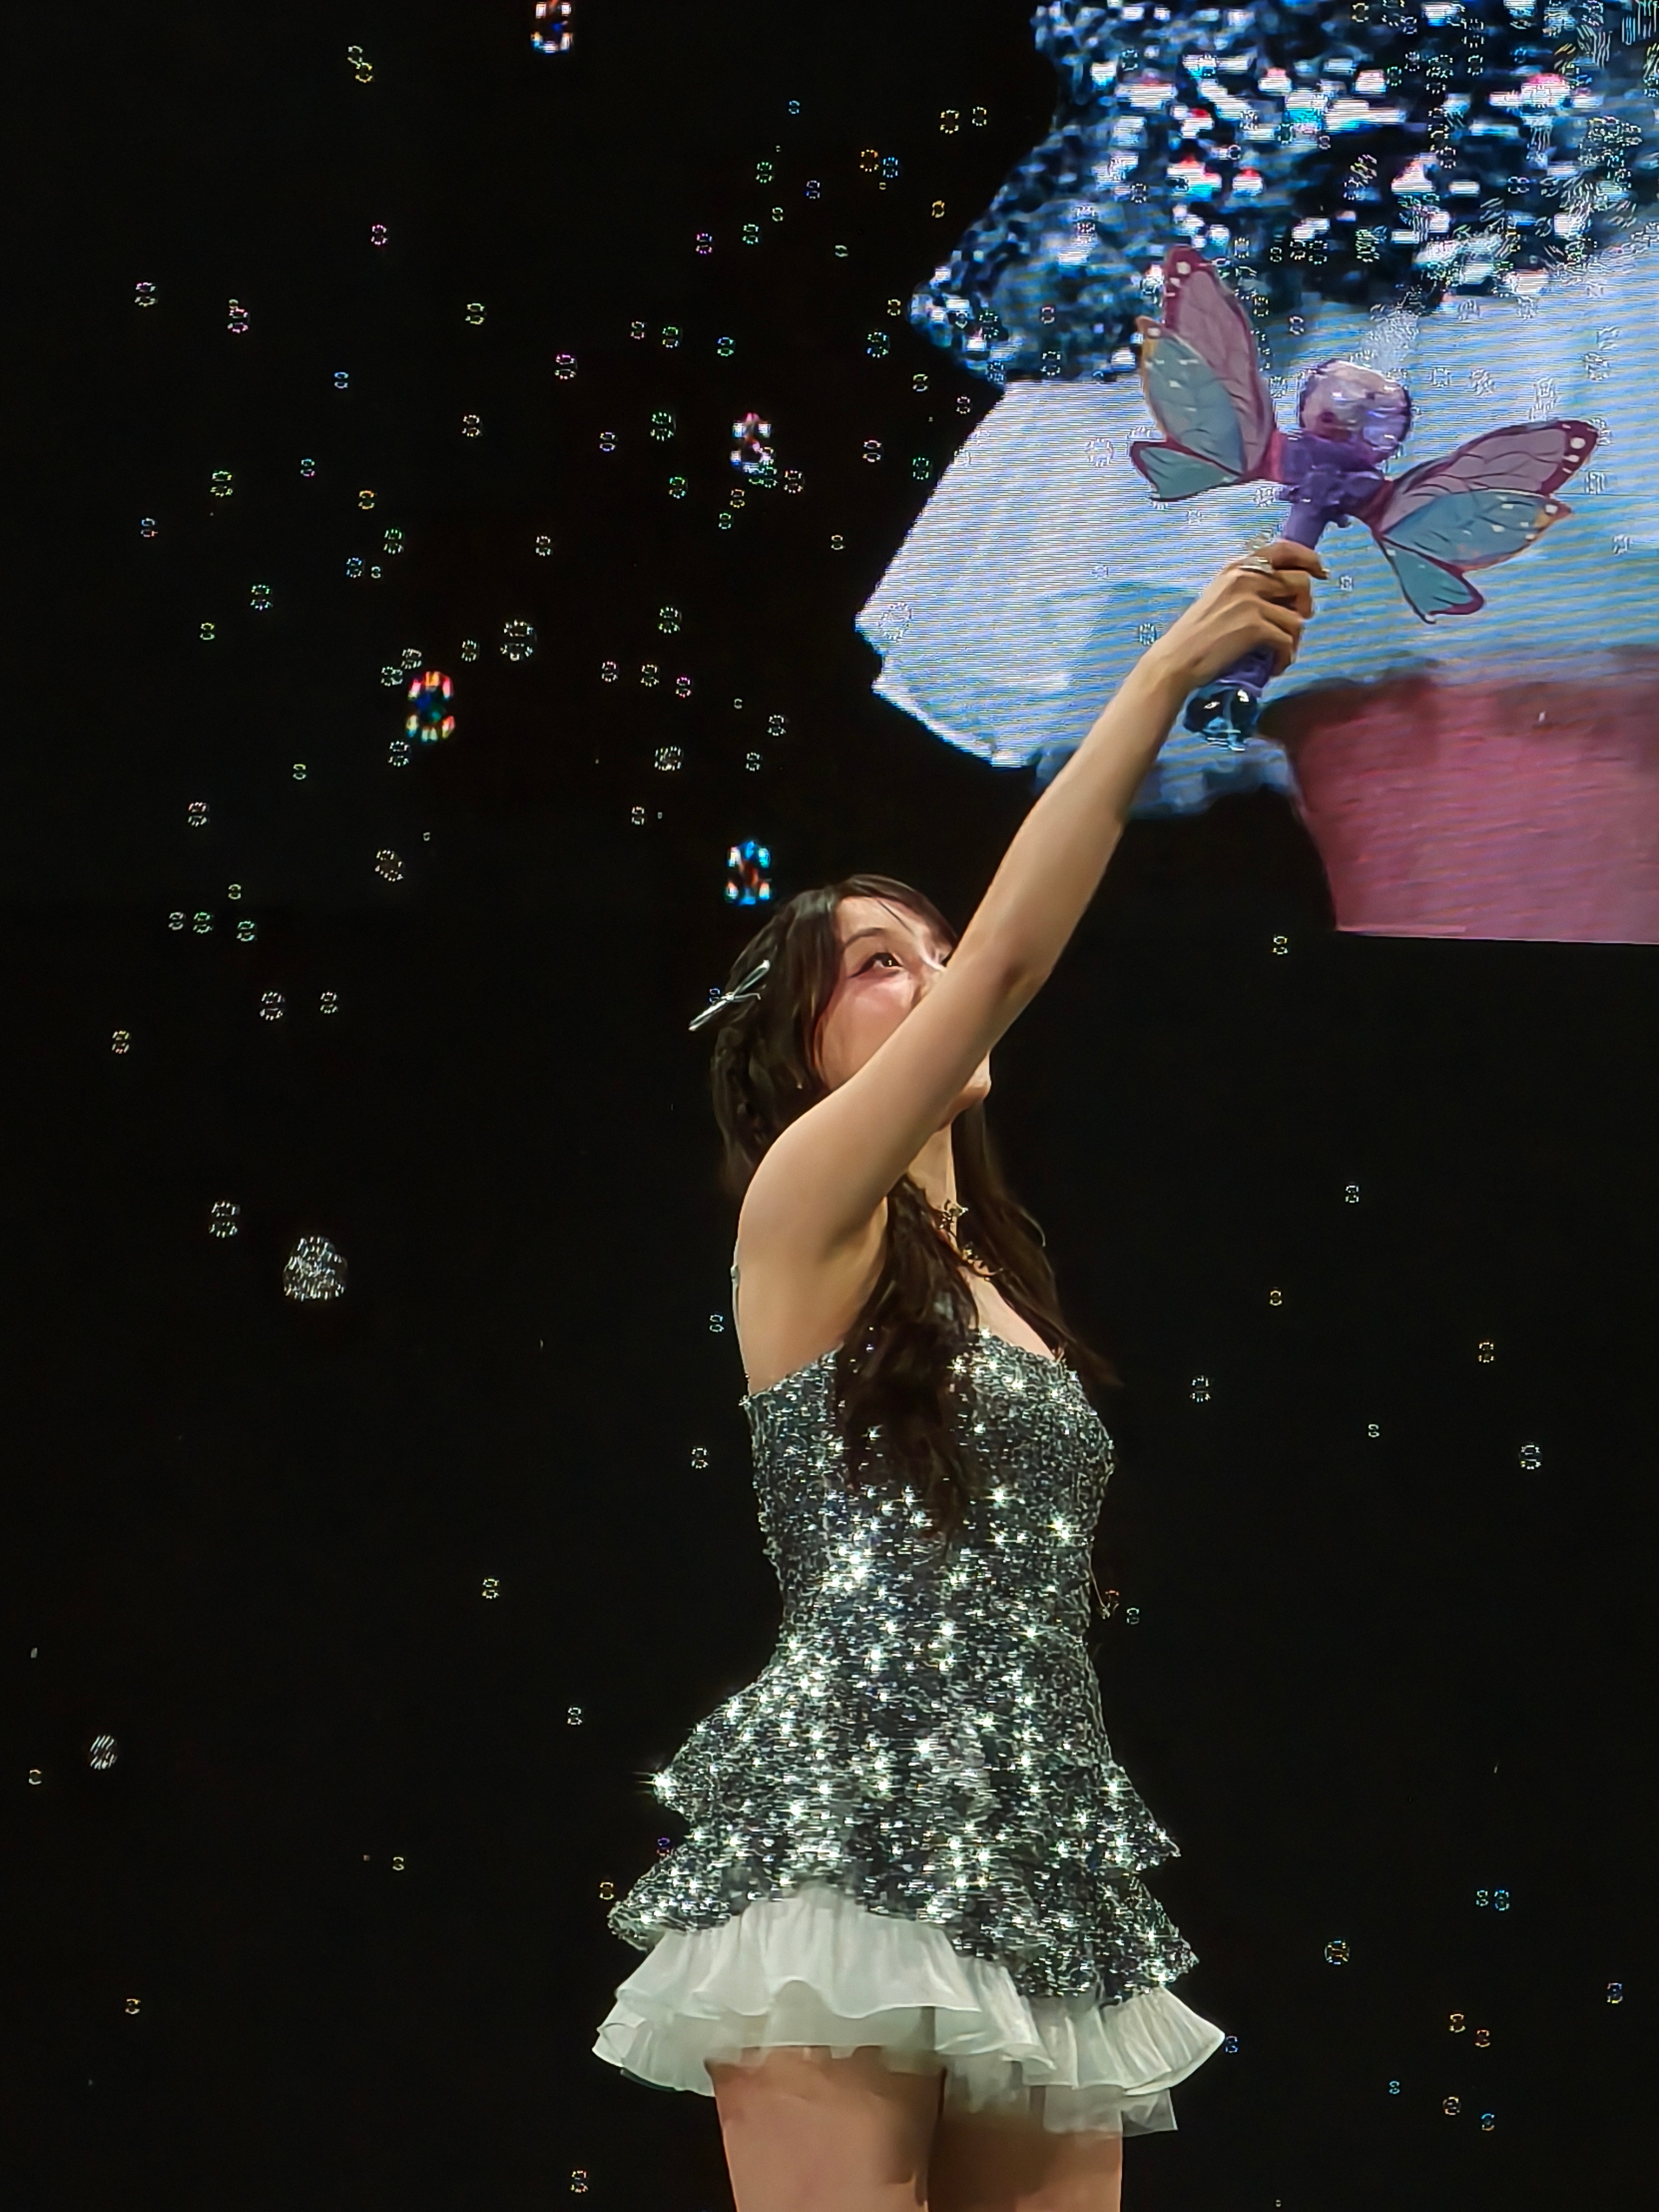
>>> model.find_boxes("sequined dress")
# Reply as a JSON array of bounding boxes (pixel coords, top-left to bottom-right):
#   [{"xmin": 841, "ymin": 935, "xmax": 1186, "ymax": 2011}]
[{"xmin": 592, "ymin": 1298, "xmax": 1226, "ymax": 2133}]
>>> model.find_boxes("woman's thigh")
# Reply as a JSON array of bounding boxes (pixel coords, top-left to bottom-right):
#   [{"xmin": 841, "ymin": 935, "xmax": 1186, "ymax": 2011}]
[
  {"xmin": 707, "ymin": 2045, "xmax": 945, "ymax": 2212},
  {"xmin": 927, "ymin": 2107, "xmax": 1123, "ymax": 2212}
]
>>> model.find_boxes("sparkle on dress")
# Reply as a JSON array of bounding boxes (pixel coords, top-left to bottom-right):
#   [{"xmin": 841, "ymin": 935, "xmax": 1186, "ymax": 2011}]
[{"xmin": 608, "ymin": 1330, "xmax": 1200, "ymax": 2006}]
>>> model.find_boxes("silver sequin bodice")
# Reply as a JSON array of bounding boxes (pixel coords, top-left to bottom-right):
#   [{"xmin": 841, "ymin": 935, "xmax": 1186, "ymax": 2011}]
[{"xmin": 608, "ymin": 1332, "xmax": 1199, "ymax": 2004}]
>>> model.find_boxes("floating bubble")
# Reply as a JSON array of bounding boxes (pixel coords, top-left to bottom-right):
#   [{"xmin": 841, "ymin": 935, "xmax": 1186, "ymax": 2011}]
[
  {"xmin": 658, "ymin": 606, "xmax": 680, "ymax": 633},
  {"xmin": 554, "ymin": 352, "xmax": 577, "ymax": 380},
  {"xmin": 369, "ymin": 222, "xmax": 387, "ymax": 248},
  {"xmin": 375, "ymin": 850, "xmax": 404, "ymax": 881},
  {"xmin": 187, "ymin": 801, "xmax": 208, "ymax": 830},
  {"xmin": 1191, "ymin": 1376, "xmax": 1211, "ymax": 1402},
  {"xmin": 210, "ymin": 1201, "xmax": 240, "ymax": 1238},
  {"xmin": 134, "ymin": 279, "xmax": 156, "ymax": 307},
  {"xmin": 650, "ymin": 410, "xmax": 675, "ymax": 441},
  {"xmin": 235, "ymin": 919, "xmax": 255, "ymax": 942},
  {"xmin": 88, "ymin": 1736, "xmax": 118, "ymax": 1770},
  {"xmin": 567, "ymin": 1706, "xmax": 583, "ymax": 1725},
  {"xmin": 227, "ymin": 299, "xmax": 248, "ymax": 335},
  {"xmin": 696, "ymin": 231, "xmax": 713, "ymax": 254},
  {"xmin": 599, "ymin": 660, "xmax": 618, "ymax": 682},
  {"xmin": 461, "ymin": 414, "xmax": 481, "ymax": 437},
  {"xmin": 667, "ymin": 475, "xmax": 686, "ymax": 498},
  {"xmin": 709, "ymin": 1312, "xmax": 726, "ymax": 1333},
  {"xmin": 464, "ymin": 301, "xmax": 485, "ymax": 325},
  {"xmin": 766, "ymin": 714, "xmax": 787, "ymax": 737},
  {"xmin": 482, "ymin": 1576, "xmax": 500, "ymax": 1600},
  {"xmin": 406, "ymin": 671, "xmax": 455, "ymax": 744},
  {"xmin": 460, "ymin": 638, "xmax": 478, "ymax": 662},
  {"xmin": 260, "ymin": 991, "xmax": 285, "ymax": 1021},
  {"xmin": 211, "ymin": 471, "xmax": 232, "ymax": 498},
  {"xmin": 283, "ymin": 1235, "xmax": 347, "ymax": 1303},
  {"xmin": 501, "ymin": 621, "xmax": 536, "ymax": 662},
  {"xmin": 744, "ymin": 750, "xmax": 761, "ymax": 771},
  {"xmin": 1519, "ymin": 1442, "xmax": 1542, "ymax": 1471},
  {"xmin": 125, "ymin": 1998, "xmax": 140, "ymax": 2014},
  {"xmin": 862, "ymin": 439, "xmax": 882, "ymax": 463},
  {"xmin": 111, "ymin": 1030, "xmax": 130, "ymax": 1054},
  {"xmin": 531, "ymin": 0, "xmax": 574, "ymax": 53},
  {"xmin": 716, "ymin": 335, "xmax": 735, "ymax": 357},
  {"xmin": 725, "ymin": 839, "xmax": 771, "ymax": 906},
  {"xmin": 1324, "ymin": 1938, "xmax": 1350, "ymax": 1965},
  {"xmin": 140, "ymin": 517, "xmax": 158, "ymax": 538},
  {"xmin": 690, "ymin": 1446, "xmax": 710, "ymax": 1468},
  {"xmin": 1344, "ymin": 1183, "xmax": 1360, "ymax": 1203},
  {"xmin": 300, "ymin": 457, "xmax": 315, "ymax": 478},
  {"xmin": 639, "ymin": 664, "xmax": 658, "ymax": 687},
  {"xmin": 319, "ymin": 992, "xmax": 338, "ymax": 1015},
  {"xmin": 334, "ymin": 370, "xmax": 349, "ymax": 389},
  {"xmin": 534, "ymin": 534, "xmax": 553, "ymax": 556},
  {"xmin": 731, "ymin": 413, "xmax": 773, "ymax": 473},
  {"xmin": 654, "ymin": 746, "xmax": 682, "ymax": 772},
  {"xmin": 674, "ymin": 675, "xmax": 692, "ymax": 699}
]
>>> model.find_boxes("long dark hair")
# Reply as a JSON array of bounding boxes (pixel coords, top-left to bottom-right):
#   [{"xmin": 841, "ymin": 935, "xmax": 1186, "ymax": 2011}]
[{"xmin": 705, "ymin": 873, "xmax": 1121, "ymax": 1543}]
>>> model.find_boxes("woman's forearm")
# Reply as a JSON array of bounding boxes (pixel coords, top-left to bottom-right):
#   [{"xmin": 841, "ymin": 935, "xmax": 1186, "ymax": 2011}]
[{"xmin": 954, "ymin": 646, "xmax": 1190, "ymax": 989}]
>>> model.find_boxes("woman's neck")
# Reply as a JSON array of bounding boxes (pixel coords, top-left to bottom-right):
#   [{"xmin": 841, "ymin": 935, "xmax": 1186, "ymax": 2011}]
[{"xmin": 907, "ymin": 1122, "xmax": 957, "ymax": 1217}]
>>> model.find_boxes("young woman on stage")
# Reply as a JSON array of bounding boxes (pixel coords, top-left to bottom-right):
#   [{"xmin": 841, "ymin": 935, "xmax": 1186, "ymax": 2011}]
[{"xmin": 595, "ymin": 540, "xmax": 1323, "ymax": 2211}]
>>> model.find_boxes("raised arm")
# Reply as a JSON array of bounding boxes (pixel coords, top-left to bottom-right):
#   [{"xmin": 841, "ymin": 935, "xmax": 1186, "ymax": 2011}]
[{"xmin": 741, "ymin": 542, "xmax": 1323, "ymax": 1263}]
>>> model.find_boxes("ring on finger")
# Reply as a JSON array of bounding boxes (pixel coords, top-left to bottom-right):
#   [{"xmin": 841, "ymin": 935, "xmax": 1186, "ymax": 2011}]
[{"xmin": 1236, "ymin": 555, "xmax": 1277, "ymax": 576}]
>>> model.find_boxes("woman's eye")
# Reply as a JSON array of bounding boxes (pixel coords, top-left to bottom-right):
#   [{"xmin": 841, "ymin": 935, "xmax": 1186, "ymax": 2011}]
[{"xmin": 861, "ymin": 950, "xmax": 900, "ymax": 972}]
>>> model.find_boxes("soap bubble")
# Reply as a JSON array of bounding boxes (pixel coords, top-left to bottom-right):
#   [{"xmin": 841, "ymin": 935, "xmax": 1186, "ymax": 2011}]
[
  {"xmin": 501, "ymin": 621, "xmax": 535, "ymax": 662},
  {"xmin": 532, "ymin": 1, "xmax": 574, "ymax": 54},
  {"xmin": 283, "ymin": 1235, "xmax": 347, "ymax": 1302},
  {"xmin": 731, "ymin": 413, "xmax": 773, "ymax": 473},
  {"xmin": 87, "ymin": 1736, "xmax": 118, "ymax": 1770},
  {"xmin": 725, "ymin": 840, "xmax": 771, "ymax": 906},
  {"xmin": 375, "ymin": 850, "xmax": 404, "ymax": 881},
  {"xmin": 406, "ymin": 670, "xmax": 455, "ymax": 743},
  {"xmin": 210, "ymin": 1201, "xmax": 240, "ymax": 1238}
]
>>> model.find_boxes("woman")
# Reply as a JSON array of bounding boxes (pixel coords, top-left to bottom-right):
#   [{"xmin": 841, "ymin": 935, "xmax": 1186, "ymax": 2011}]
[{"xmin": 594, "ymin": 541, "xmax": 1323, "ymax": 2211}]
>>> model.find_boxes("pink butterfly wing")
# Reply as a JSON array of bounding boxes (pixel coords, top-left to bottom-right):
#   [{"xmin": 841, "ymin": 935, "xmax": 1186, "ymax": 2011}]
[
  {"xmin": 1367, "ymin": 420, "xmax": 1599, "ymax": 536},
  {"xmin": 1158, "ymin": 243, "xmax": 1279, "ymax": 476}
]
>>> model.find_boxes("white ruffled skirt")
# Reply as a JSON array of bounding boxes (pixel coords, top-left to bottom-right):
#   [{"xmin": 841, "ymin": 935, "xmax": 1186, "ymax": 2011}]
[{"xmin": 593, "ymin": 1880, "xmax": 1227, "ymax": 2135}]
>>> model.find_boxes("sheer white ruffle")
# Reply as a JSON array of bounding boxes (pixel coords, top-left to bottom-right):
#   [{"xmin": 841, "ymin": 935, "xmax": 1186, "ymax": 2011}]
[{"xmin": 594, "ymin": 1880, "xmax": 1226, "ymax": 2135}]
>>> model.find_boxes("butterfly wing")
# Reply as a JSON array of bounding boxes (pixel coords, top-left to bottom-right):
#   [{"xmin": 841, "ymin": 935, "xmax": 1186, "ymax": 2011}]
[
  {"xmin": 1129, "ymin": 437, "xmax": 1245, "ymax": 501},
  {"xmin": 1368, "ymin": 420, "xmax": 1597, "ymax": 535},
  {"xmin": 1365, "ymin": 420, "xmax": 1597, "ymax": 622},
  {"xmin": 1157, "ymin": 243, "xmax": 1280, "ymax": 476},
  {"xmin": 1378, "ymin": 544, "xmax": 1486, "ymax": 621}
]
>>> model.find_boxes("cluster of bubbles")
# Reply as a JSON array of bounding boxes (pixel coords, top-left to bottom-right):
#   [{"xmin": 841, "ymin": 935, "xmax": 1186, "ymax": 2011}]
[{"xmin": 282, "ymin": 1236, "xmax": 348, "ymax": 1303}]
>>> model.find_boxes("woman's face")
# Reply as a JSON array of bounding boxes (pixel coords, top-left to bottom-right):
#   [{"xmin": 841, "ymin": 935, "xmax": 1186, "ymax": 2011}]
[{"xmin": 811, "ymin": 895, "xmax": 992, "ymax": 1112}]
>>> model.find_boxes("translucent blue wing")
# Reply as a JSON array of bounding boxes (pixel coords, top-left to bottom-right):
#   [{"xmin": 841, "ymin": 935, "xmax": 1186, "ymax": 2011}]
[
  {"xmin": 1139, "ymin": 330, "xmax": 1248, "ymax": 474},
  {"xmin": 1129, "ymin": 440, "xmax": 1243, "ymax": 501},
  {"xmin": 1378, "ymin": 544, "xmax": 1485, "ymax": 621},
  {"xmin": 1379, "ymin": 488, "xmax": 1566, "ymax": 570}
]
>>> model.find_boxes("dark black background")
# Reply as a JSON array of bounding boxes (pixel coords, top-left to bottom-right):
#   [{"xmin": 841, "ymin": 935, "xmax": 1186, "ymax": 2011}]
[{"xmin": 4, "ymin": 5, "xmax": 1650, "ymax": 2208}]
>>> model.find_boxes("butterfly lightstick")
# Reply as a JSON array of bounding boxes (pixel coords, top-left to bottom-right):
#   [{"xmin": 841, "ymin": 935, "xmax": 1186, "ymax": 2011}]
[{"xmin": 1130, "ymin": 245, "xmax": 1600, "ymax": 746}]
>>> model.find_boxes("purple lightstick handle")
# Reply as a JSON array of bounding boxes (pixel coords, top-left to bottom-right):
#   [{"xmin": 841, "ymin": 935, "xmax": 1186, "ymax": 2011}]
[{"xmin": 1219, "ymin": 501, "xmax": 1333, "ymax": 694}]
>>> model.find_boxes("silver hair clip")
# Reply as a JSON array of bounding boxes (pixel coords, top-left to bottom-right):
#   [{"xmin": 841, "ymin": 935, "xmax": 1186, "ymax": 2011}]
[{"xmin": 687, "ymin": 957, "xmax": 772, "ymax": 1033}]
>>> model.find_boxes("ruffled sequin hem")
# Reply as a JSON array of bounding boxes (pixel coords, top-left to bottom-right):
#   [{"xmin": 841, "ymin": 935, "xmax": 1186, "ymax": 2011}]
[{"xmin": 594, "ymin": 1880, "xmax": 1225, "ymax": 2136}]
